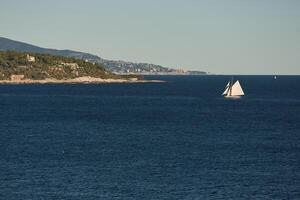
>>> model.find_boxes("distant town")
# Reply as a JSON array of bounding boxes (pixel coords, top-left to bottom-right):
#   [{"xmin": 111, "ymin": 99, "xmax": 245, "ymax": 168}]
[{"xmin": 101, "ymin": 59, "xmax": 208, "ymax": 75}]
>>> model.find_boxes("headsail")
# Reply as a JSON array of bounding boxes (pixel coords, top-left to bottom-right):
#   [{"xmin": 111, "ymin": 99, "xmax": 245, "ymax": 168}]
[{"xmin": 222, "ymin": 82, "xmax": 230, "ymax": 95}]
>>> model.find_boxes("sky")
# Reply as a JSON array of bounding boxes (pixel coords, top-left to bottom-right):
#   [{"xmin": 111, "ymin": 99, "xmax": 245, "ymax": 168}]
[{"xmin": 0, "ymin": 0, "xmax": 300, "ymax": 74}]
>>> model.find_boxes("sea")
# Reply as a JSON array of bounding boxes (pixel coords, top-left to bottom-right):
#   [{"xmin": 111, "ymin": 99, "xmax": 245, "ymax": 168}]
[{"xmin": 0, "ymin": 75, "xmax": 299, "ymax": 200}]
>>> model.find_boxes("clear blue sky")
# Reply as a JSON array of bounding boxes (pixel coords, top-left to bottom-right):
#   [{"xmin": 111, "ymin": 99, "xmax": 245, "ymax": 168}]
[{"xmin": 1, "ymin": 0, "xmax": 300, "ymax": 74}]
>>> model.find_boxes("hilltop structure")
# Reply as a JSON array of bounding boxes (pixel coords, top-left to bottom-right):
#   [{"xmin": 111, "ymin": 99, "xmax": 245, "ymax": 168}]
[{"xmin": 26, "ymin": 54, "xmax": 35, "ymax": 62}]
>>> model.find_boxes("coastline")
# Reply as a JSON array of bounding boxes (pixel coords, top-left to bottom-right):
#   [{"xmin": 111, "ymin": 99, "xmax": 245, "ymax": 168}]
[{"xmin": 0, "ymin": 76, "xmax": 165, "ymax": 84}]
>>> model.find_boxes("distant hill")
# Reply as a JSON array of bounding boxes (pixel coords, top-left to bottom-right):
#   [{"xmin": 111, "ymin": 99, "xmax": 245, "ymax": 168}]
[
  {"xmin": 0, "ymin": 37, "xmax": 207, "ymax": 75},
  {"xmin": 0, "ymin": 37, "xmax": 102, "ymax": 62}
]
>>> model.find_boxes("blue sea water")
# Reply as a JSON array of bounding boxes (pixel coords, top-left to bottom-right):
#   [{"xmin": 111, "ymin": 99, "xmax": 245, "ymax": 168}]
[{"xmin": 0, "ymin": 75, "xmax": 300, "ymax": 200}]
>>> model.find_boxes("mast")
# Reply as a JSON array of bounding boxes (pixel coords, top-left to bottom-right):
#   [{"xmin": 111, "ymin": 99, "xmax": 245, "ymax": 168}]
[{"xmin": 229, "ymin": 76, "xmax": 233, "ymax": 96}]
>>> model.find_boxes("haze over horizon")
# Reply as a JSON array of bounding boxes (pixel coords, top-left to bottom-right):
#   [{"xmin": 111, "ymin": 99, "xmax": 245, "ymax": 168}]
[{"xmin": 1, "ymin": 0, "xmax": 300, "ymax": 75}]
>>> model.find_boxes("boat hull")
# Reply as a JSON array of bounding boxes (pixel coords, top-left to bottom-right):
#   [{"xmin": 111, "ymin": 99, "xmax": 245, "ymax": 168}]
[{"xmin": 224, "ymin": 95, "xmax": 243, "ymax": 99}]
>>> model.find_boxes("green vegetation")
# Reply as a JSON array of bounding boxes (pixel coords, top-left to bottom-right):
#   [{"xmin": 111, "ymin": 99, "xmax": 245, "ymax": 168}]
[{"xmin": 0, "ymin": 51, "xmax": 142, "ymax": 80}]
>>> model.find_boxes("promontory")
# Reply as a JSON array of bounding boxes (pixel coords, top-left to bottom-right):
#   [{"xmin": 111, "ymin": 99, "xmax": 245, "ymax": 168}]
[{"xmin": 0, "ymin": 51, "xmax": 161, "ymax": 84}]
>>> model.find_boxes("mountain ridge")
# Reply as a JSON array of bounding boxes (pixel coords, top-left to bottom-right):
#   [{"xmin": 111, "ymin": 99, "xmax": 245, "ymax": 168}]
[
  {"xmin": 0, "ymin": 37, "xmax": 207, "ymax": 75},
  {"xmin": 0, "ymin": 37, "xmax": 102, "ymax": 61}
]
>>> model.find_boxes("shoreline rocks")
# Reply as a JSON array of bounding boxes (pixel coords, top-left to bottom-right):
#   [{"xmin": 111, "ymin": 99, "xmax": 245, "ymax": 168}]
[{"xmin": 0, "ymin": 76, "xmax": 165, "ymax": 84}]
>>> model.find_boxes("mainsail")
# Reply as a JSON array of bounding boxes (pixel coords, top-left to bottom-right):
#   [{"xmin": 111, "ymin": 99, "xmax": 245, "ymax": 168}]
[
  {"xmin": 222, "ymin": 80, "xmax": 244, "ymax": 97},
  {"xmin": 231, "ymin": 80, "xmax": 244, "ymax": 96}
]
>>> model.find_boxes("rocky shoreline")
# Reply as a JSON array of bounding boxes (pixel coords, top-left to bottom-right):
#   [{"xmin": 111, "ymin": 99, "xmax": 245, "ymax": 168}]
[{"xmin": 0, "ymin": 76, "xmax": 164, "ymax": 84}]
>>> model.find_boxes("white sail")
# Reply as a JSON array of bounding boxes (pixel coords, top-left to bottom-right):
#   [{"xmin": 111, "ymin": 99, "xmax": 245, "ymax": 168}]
[
  {"xmin": 222, "ymin": 82, "xmax": 230, "ymax": 95},
  {"xmin": 230, "ymin": 80, "xmax": 244, "ymax": 96}
]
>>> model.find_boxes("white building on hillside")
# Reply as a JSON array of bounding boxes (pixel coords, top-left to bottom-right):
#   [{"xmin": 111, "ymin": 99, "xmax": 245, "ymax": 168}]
[{"xmin": 26, "ymin": 54, "xmax": 35, "ymax": 62}]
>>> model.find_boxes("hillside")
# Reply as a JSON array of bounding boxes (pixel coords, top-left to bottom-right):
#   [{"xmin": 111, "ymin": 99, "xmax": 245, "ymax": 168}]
[
  {"xmin": 0, "ymin": 37, "xmax": 207, "ymax": 75},
  {"xmin": 0, "ymin": 37, "xmax": 101, "ymax": 62},
  {"xmin": 0, "ymin": 51, "xmax": 141, "ymax": 81}
]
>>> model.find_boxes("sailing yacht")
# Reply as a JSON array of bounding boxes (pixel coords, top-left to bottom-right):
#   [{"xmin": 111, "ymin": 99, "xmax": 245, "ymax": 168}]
[{"xmin": 222, "ymin": 79, "xmax": 244, "ymax": 98}]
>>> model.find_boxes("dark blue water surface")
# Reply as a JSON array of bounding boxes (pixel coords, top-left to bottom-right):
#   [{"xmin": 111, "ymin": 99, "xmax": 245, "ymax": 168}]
[{"xmin": 0, "ymin": 76, "xmax": 300, "ymax": 200}]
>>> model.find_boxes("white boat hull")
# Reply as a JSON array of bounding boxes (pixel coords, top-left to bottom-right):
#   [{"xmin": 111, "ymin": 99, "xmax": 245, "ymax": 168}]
[{"xmin": 224, "ymin": 95, "xmax": 242, "ymax": 99}]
